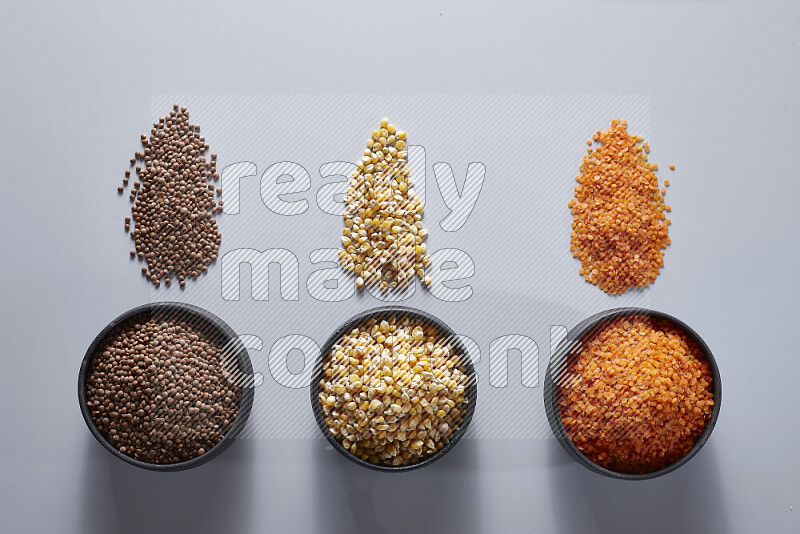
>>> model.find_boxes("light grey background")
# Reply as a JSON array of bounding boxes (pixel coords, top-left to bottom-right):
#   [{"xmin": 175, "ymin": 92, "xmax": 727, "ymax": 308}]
[{"xmin": 0, "ymin": 1, "xmax": 798, "ymax": 534}]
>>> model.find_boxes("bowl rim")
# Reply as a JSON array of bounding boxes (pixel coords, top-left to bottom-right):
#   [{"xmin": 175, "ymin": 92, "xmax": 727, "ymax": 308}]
[
  {"xmin": 543, "ymin": 307, "xmax": 722, "ymax": 480},
  {"xmin": 310, "ymin": 305, "xmax": 478, "ymax": 472},
  {"xmin": 78, "ymin": 301, "xmax": 255, "ymax": 472}
]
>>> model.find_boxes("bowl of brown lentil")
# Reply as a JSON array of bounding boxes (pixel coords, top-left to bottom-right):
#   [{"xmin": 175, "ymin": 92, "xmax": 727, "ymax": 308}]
[
  {"xmin": 311, "ymin": 306, "xmax": 478, "ymax": 472},
  {"xmin": 544, "ymin": 308, "xmax": 721, "ymax": 480},
  {"xmin": 78, "ymin": 302, "xmax": 254, "ymax": 471}
]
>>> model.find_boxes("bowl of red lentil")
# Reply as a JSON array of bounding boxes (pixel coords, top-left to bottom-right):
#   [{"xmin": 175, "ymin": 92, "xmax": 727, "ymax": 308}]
[
  {"xmin": 78, "ymin": 302, "xmax": 255, "ymax": 471},
  {"xmin": 311, "ymin": 306, "xmax": 478, "ymax": 472},
  {"xmin": 544, "ymin": 308, "xmax": 721, "ymax": 479}
]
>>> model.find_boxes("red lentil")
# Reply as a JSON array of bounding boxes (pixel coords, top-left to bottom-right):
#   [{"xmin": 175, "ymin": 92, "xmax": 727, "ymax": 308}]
[
  {"xmin": 569, "ymin": 119, "xmax": 671, "ymax": 294},
  {"xmin": 558, "ymin": 315, "xmax": 714, "ymax": 474}
]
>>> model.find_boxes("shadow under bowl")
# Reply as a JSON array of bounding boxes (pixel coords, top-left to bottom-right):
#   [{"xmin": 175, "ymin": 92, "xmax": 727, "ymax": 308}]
[
  {"xmin": 310, "ymin": 305, "xmax": 478, "ymax": 472},
  {"xmin": 543, "ymin": 307, "xmax": 722, "ymax": 480},
  {"xmin": 78, "ymin": 301, "xmax": 254, "ymax": 472}
]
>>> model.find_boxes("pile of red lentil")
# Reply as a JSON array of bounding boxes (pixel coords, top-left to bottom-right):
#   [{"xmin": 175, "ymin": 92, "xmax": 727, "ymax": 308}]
[
  {"xmin": 558, "ymin": 315, "xmax": 714, "ymax": 474},
  {"xmin": 568, "ymin": 119, "xmax": 671, "ymax": 294}
]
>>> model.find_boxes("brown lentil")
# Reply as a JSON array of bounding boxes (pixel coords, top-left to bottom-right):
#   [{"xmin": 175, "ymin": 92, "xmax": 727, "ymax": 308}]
[
  {"xmin": 569, "ymin": 119, "xmax": 671, "ymax": 294},
  {"xmin": 85, "ymin": 314, "xmax": 242, "ymax": 464},
  {"xmin": 558, "ymin": 315, "xmax": 714, "ymax": 474},
  {"xmin": 119, "ymin": 105, "xmax": 222, "ymax": 287}
]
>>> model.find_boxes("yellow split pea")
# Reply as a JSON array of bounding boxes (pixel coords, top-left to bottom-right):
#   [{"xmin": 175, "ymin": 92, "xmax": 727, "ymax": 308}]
[
  {"xmin": 318, "ymin": 315, "xmax": 470, "ymax": 466},
  {"xmin": 338, "ymin": 119, "xmax": 431, "ymax": 291}
]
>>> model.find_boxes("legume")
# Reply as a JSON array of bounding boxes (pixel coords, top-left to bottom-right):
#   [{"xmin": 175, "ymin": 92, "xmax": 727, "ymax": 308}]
[
  {"xmin": 318, "ymin": 315, "xmax": 470, "ymax": 466},
  {"xmin": 120, "ymin": 105, "xmax": 222, "ymax": 288},
  {"xmin": 339, "ymin": 119, "xmax": 431, "ymax": 290},
  {"xmin": 569, "ymin": 119, "xmax": 671, "ymax": 294},
  {"xmin": 558, "ymin": 315, "xmax": 714, "ymax": 474},
  {"xmin": 85, "ymin": 314, "xmax": 242, "ymax": 464}
]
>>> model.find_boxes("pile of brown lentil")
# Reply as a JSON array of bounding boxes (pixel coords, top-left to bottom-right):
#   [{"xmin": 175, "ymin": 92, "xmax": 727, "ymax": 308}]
[
  {"xmin": 339, "ymin": 118, "xmax": 431, "ymax": 290},
  {"xmin": 557, "ymin": 315, "xmax": 714, "ymax": 474},
  {"xmin": 85, "ymin": 313, "xmax": 242, "ymax": 464},
  {"xmin": 119, "ymin": 105, "xmax": 222, "ymax": 288},
  {"xmin": 568, "ymin": 119, "xmax": 671, "ymax": 294},
  {"xmin": 318, "ymin": 315, "xmax": 470, "ymax": 466}
]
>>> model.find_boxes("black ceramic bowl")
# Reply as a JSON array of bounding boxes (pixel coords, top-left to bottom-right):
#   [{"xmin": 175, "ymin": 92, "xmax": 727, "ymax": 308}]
[
  {"xmin": 78, "ymin": 302, "xmax": 254, "ymax": 472},
  {"xmin": 544, "ymin": 307, "xmax": 722, "ymax": 480},
  {"xmin": 311, "ymin": 306, "xmax": 478, "ymax": 472}
]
